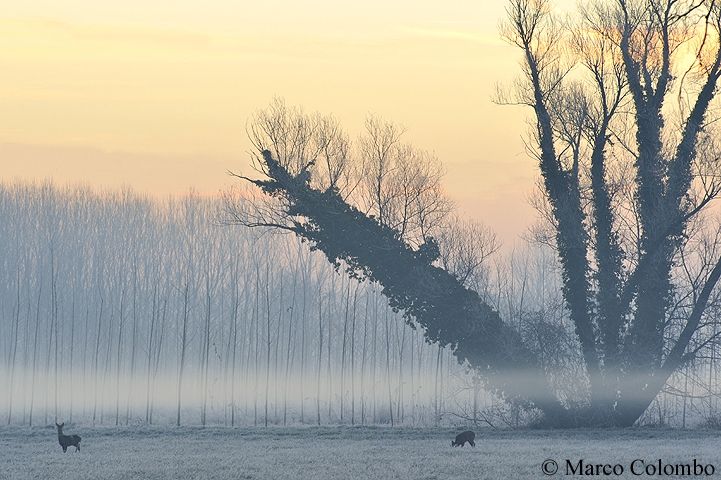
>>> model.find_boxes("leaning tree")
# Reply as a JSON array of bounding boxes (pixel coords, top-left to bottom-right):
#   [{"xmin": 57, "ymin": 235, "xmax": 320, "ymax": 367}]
[{"xmin": 226, "ymin": 0, "xmax": 721, "ymax": 427}]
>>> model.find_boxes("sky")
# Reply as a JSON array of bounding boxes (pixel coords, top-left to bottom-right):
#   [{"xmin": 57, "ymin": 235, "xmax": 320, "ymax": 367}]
[{"xmin": 0, "ymin": 0, "xmax": 576, "ymax": 246}]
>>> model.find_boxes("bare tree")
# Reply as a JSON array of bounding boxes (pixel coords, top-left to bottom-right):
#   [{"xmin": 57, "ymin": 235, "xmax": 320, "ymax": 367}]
[
  {"xmin": 225, "ymin": 100, "xmax": 565, "ymax": 423},
  {"xmin": 357, "ymin": 116, "xmax": 454, "ymax": 247},
  {"xmin": 436, "ymin": 214, "xmax": 500, "ymax": 291},
  {"xmin": 498, "ymin": 0, "xmax": 721, "ymax": 425}
]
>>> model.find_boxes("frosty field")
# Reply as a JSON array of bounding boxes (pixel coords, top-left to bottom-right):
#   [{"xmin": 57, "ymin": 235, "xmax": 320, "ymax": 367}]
[{"xmin": 1, "ymin": 426, "xmax": 720, "ymax": 479}]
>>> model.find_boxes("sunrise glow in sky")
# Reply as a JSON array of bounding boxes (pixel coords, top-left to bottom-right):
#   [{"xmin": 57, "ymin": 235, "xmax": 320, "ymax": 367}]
[{"xmin": 0, "ymin": 0, "xmax": 575, "ymax": 244}]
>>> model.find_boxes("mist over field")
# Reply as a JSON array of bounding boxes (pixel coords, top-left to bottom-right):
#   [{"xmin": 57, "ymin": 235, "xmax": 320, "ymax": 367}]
[{"xmin": 1, "ymin": 180, "xmax": 721, "ymax": 433}]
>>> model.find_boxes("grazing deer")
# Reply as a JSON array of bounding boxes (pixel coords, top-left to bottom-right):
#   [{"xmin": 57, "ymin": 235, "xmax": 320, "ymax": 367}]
[
  {"xmin": 451, "ymin": 430, "xmax": 475, "ymax": 447},
  {"xmin": 56, "ymin": 422, "xmax": 81, "ymax": 452}
]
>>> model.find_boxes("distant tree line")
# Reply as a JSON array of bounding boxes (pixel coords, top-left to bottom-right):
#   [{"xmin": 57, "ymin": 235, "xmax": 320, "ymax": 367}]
[{"xmin": 0, "ymin": 181, "xmax": 497, "ymax": 427}]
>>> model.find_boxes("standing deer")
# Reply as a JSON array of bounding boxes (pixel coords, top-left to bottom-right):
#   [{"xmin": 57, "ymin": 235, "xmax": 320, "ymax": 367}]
[
  {"xmin": 451, "ymin": 430, "xmax": 475, "ymax": 447},
  {"xmin": 56, "ymin": 422, "xmax": 81, "ymax": 452}
]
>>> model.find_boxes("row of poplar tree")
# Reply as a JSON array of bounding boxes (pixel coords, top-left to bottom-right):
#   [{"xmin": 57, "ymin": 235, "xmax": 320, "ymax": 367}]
[{"xmin": 0, "ymin": 181, "xmax": 488, "ymax": 427}]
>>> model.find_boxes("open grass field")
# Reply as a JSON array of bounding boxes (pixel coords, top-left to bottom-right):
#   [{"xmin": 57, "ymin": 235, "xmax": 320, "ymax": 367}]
[{"xmin": 1, "ymin": 425, "xmax": 720, "ymax": 479}]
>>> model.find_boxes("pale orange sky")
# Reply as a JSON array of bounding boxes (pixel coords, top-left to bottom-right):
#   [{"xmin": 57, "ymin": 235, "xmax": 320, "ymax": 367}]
[{"xmin": 0, "ymin": 0, "xmax": 576, "ymax": 245}]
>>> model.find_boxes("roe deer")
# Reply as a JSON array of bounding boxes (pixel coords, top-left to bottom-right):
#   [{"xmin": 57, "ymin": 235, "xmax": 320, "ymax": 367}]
[
  {"xmin": 56, "ymin": 422, "xmax": 81, "ymax": 452},
  {"xmin": 451, "ymin": 430, "xmax": 475, "ymax": 447}
]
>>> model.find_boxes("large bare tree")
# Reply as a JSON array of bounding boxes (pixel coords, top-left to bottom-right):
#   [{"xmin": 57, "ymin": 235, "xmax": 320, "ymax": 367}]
[{"xmin": 498, "ymin": 0, "xmax": 721, "ymax": 425}]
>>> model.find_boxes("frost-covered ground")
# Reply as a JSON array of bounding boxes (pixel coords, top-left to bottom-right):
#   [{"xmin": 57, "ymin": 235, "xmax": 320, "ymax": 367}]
[{"xmin": 1, "ymin": 425, "xmax": 720, "ymax": 479}]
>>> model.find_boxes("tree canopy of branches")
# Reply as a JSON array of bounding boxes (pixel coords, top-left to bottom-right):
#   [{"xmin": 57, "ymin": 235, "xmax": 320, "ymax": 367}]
[{"xmin": 497, "ymin": 0, "xmax": 721, "ymax": 426}]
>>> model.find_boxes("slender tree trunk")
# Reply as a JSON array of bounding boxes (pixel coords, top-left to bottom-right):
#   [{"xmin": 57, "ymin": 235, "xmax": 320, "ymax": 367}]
[
  {"xmin": 317, "ymin": 280, "xmax": 323, "ymax": 426},
  {"xmin": 7, "ymin": 276, "xmax": 21, "ymax": 426},
  {"xmin": 340, "ymin": 281, "xmax": 349, "ymax": 423},
  {"xmin": 28, "ymin": 278, "xmax": 42, "ymax": 427},
  {"xmin": 397, "ymin": 316, "xmax": 405, "ymax": 424},
  {"xmin": 434, "ymin": 344, "xmax": 441, "ymax": 427},
  {"xmin": 361, "ymin": 289, "xmax": 369, "ymax": 425},
  {"xmin": 283, "ymin": 273, "xmax": 296, "ymax": 426},
  {"xmin": 177, "ymin": 282, "xmax": 190, "ymax": 427},
  {"xmin": 299, "ymin": 257, "xmax": 308, "ymax": 423},
  {"xmin": 371, "ymin": 293, "xmax": 378, "ymax": 423},
  {"xmin": 100, "ymin": 309, "xmax": 115, "ymax": 425},
  {"xmin": 385, "ymin": 308, "xmax": 394, "ymax": 426},
  {"xmin": 92, "ymin": 297, "xmax": 103, "ymax": 426},
  {"xmin": 51, "ymin": 246, "xmax": 59, "ymax": 425},
  {"xmin": 201, "ymin": 272, "xmax": 212, "ymax": 427},
  {"xmin": 265, "ymin": 264, "xmax": 272, "ymax": 427},
  {"xmin": 69, "ymin": 302, "xmax": 76, "ymax": 422},
  {"xmin": 82, "ymin": 307, "xmax": 90, "ymax": 419},
  {"xmin": 145, "ymin": 286, "xmax": 157, "ymax": 423},
  {"xmin": 254, "ymin": 263, "xmax": 261, "ymax": 426},
  {"xmin": 327, "ymin": 274, "xmax": 334, "ymax": 422},
  {"xmin": 115, "ymin": 289, "xmax": 126, "ymax": 426},
  {"xmin": 229, "ymin": 280, "xmax": 240, "ymax": 427},
  {"xmin": 150, "ymin": 297, "xmax": 167, "ymax": 425},
  {"xmin": 273, "ymin": 271, "xmax": 282, "ymax": 424},
  {"xmin": 126, "ymin": 270, "xmax": 138, "ymax": 425},
  {"xmin": 350, "ymin": 284, "xmax": 358, "ymax": 425}
]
